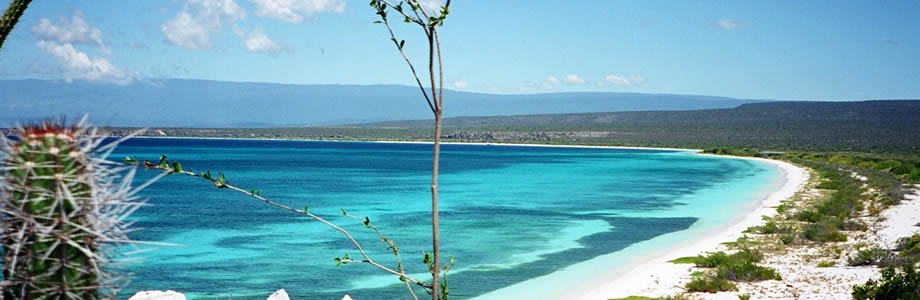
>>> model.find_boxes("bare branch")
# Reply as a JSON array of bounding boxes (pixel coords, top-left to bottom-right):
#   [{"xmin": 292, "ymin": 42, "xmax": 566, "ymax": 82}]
[
  {"xmin": 434, "ymin": 28, "xmax": 444, "ymax": 111},
  {"xmin": 343, "ymin": 212, "xmax": 419, "ymax": 300},
  {"xmin": 375, "ymin": 4, "xmax": 436, "ymax": 114}
]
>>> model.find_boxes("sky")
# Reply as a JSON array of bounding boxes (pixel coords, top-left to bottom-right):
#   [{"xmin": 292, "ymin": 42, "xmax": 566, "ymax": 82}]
[{"xmin": 1, "ymin": 0, "xmax": 919, "ymax": 101}]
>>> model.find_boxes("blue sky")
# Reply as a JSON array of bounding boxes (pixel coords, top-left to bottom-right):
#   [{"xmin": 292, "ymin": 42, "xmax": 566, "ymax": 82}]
[{"xmin": 1, "ymin": 0, "xmax": 918, "ymax": 100}]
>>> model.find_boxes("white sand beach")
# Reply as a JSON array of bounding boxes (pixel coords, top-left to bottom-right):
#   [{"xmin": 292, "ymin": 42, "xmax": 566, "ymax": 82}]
[
  {"xmin": 561, "ymin": 157, "xmax": 809, "ymax": 300},
  {"xmin": 565, "ymin": 165, "xmax": 920, "ymax": 299}
]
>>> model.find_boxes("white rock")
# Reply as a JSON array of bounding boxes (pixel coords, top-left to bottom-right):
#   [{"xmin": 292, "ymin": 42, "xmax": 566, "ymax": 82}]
[
  {"xmin": 342, "ymin": 294, "xmax": 354, "ymax": 300},
  {"xmin": 128, "ymin": 290, "xmax": 186, "ymax": 300},
  {"xmin": 267, "ymin": 289, "xmax": 290, "ymax": 300}
]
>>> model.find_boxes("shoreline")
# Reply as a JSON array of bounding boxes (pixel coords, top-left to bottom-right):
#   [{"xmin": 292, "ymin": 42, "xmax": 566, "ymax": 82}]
[
  {"xmin": 565, "ymin": 156, "xmax": 807, "ymax": 299},
  {"xmin": 467, "ymin": 154, "xmax": 807, "ymax": 299},
  {"xmin": 128, "ymin": 135, "xmax": 703, "ymax": 152}
]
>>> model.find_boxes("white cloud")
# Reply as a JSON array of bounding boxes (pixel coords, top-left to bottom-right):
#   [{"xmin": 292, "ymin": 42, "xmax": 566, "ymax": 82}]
[
  {"xmin": 716, "ymin": 19, "xmax": 748, "ymax": 30},
  {"xmin": 36, "ymin": 41, "xmax": 134, "ymax": 84},
  {"xmin": 162, "ymin": 12, "xmax": 212, "ymax": 49},
  {"xmin": 417, "ymin": 0, "xmax": 443, "ymax": 15},
  {"xmin": 541, "ymin": 75, "xmax": 559, "ymax": 89},
  {"xmin": 31, "ymin": 11, "xmax": 105, "ymax": 50},
  {"xmin": 161, "ymin": 0, "xmax": 246, "ymax": 49},
  {"xmin": 604, "ymin": 74, "xmax": 646, "ymax": 86},
  {"xmin": 250, "ymin": 0, "xmax": 345, "ymax": 23},
  {"xmin": 452, "ymin": 80, "xmax": 468, "ymax": 89},
  {"xmin": 244, "ymin": 28, "xmax": 281, "ymax": 53},
  {"xmin": 565, "ymin": 74, "xmax": 585, "ymax": 85},
  {"xmin": 32, "ymin": 11, "xmax": 136, "ymax": 84}
]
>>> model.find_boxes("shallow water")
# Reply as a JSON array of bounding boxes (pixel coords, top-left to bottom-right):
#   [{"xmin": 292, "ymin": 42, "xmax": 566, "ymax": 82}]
[{"xmin": 109, "ymin": 139, "xmax": 778, "ymax": 299}]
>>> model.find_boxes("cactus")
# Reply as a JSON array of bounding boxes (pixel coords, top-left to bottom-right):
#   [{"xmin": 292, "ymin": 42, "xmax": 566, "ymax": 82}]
[
  {"xmin": 1, "ymin": 0, "xmax": 33, "ymax": 51},
  {"xmin": 1, "ymin": 119, "xmax": 149, "ymax": 299}
]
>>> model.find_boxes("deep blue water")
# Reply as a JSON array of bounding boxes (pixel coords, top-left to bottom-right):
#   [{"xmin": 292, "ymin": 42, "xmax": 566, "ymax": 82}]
[{"xmin": 107, "ymin": 138, "xmax": 777, "ymax": 299}]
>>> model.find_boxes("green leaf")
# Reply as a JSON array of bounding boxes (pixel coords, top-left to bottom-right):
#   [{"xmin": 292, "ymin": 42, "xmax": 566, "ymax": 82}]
[
  {"xmin": 303, "ymin": 205, "xmax": 309, "ymax": 211},
  {"xmin": 172, "ymin": 161, "xmax": 183, "ymax": 173},
  {"xmin": 363, "ymin": 216, "xmax": 371, "ymax": 226},
  {"xmin": 341, "ymin": 208, "xmax": 347, "ymax": 216},
  {"xmin": 124, "ymin": 156, "xmax": 138, "ymax": 164},
  {"xmin": 158, "ymin": 155, "xmax": 167, "ymax": 165},
  {"xmin": 399, "ymin": 40, "xmax": 405, "ymax": 49},
  {"xmin": 373, "ymin": 20, "xmax": 382, "ymax": 24}
]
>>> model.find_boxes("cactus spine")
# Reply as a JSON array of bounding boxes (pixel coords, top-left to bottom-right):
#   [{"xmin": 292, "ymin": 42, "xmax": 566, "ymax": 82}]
[
  {"xmin": 0, "ymin": 0, "xmax": 33, "ymax": 51},
  {"xmin": 1, "ymin": 119, "xmax": 148, "ymax": 299}
]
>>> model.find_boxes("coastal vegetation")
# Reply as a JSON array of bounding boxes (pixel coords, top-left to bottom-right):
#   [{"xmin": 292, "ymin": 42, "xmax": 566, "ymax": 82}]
[
  {"xmin": 673, "ymin": 248, "xmax": 781, "ymax": 293},
  {"xmin": 851, "ymin": 264, "xmax": 919, "ymax": 300}
]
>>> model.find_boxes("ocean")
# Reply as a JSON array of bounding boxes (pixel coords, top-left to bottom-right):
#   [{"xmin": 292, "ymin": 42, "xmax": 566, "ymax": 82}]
[{"xmin": 110, "ymin": 138, "xmax": 779, "ymax": 299}]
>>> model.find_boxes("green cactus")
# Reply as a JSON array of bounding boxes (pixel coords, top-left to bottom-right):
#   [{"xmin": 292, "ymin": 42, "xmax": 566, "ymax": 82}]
[
  {"xmin": 1, "ymin": 119, "xmax": 149, "ymax": 299},
  {"xmin": 0, "ymin": 0, "xmax": 33, "ymax": 51}
]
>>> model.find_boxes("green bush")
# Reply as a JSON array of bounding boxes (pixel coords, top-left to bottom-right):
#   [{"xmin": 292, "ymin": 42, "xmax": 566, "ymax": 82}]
[
  {"xmin": 845, "ymin": 247, "xmax": 910, "ymax": 267},
  {"xmin": 848, "ymin": 248, "xmax": 886, "ymax": 266},
  {"xmin": 694, "ymin": 248, "xmax": 763, "ymax": 268},
  {"xmin": 780, "ymin": 234, "xmax": 795, "ymax": 245},
  {"xmin": 716, "ymin": 261, "xmax": 782, "ymax": 281},
  {"xmin": 852, "ymin": 265, "xmax": 920, "ymax": 300},
  {"xmin": 747, "ymin": 221, "xmax": 793, "ymax": 234},
  {"xmin": 908, "ymin": 168, "xmax": 920, "ymax": 182},
  {"xmin": 817, "ymin": 260, "xmax": 835, "ymax": 267},
  {"xmin": 685, "ymin": 277, "xmax": 737, "ymax": 293},
  {"xmin": 894, "ymin": 234, "xmax": 920, "ymax": 256},
  {"xmin": 802, "ymin": 222, "xmax": 847, "ymax": 242},
  {"xmin": 876, "ymin": 160, "xmax": 902, "ymax": 171}
]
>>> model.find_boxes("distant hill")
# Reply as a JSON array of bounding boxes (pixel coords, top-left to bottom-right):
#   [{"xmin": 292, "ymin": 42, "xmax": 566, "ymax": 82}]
[
  {"xmin": 0, "ymin": 79, "xmax": 762, "ymax": 127},
  {"xmin": 360, "ymin": 100, "xmax": 920, "ymax": 128},
  {"xmin": 356, "ymin": 100, "xmax": 920, "ymax": 153}
]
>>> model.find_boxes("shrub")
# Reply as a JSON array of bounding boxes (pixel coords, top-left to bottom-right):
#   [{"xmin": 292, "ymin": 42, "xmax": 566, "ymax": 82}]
[
  {"xmin": 748, "ymin": 221, "xmax": 779, "ymax": 234},
  {"xmin": 780, "ymin": 234, "xmax": 795, "ymax": 245},
  {"xmin": 685, "ymin": 277, "xmax": 737, "ymax": 293},
  {"xmin": 847, "ymin": 248, "xmax": 892, "ymax": 266},
  {"xmin": 876, "ymin": 160, "xmax": 902, "ymax": 171},
  {"xmin": 694, "ymin": 248, "xmax": 763, "ymax": 268},
  {"xmin": 716, "ymin": 261, "xmax": 782, "ymax": 281},
  {"xmin": 852, "ymin": 265, "xmax": 920, "ymax": 300},
  {"xmin": 894, "ymin": 233, "xmax": 920, "ymax": 256},
  {"xmin": 817, "ymin": 260, "xmax": 835, "ymax": 267},
  {"xmin": 802, "ymin": 222, "xmax": 847, "ymax": 242}
]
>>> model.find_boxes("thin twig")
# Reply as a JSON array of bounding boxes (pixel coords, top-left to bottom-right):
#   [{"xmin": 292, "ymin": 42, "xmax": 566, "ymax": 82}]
[
  {"xmin": 378, "ymin": 0, "xmax": 424, "ymax": 26},
  {"xmin": 344, "ymin": 212, "xmax": 419, "ymax": 300},
  {"xmin": 376, "ymin": 4, "xmax": 436, "ymax": 113}
]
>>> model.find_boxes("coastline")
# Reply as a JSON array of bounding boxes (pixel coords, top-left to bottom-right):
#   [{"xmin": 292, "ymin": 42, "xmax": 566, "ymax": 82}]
[
  {"xmin": 128, "ymin": 136, "xmax": 702, "ymax": 152},
  {"xmin": 567, "ymin": 156, "xmax": 807, "ymax": 300},
  {"xmin": 468, "ymin": 155, "xmax": 807, "ymax": 300}
]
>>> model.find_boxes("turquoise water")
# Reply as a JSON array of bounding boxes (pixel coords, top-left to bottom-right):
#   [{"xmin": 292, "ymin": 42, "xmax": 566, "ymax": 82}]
[{"xmin": 110, "ymin": 139, "xmax": 779, "ymax": 299}]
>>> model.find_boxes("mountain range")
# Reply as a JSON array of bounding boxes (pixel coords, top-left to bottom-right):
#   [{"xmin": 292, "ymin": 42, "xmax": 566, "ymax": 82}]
[{"xmin": 0, "ymin": 79, "xmax": 764, "ymax": 127}]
